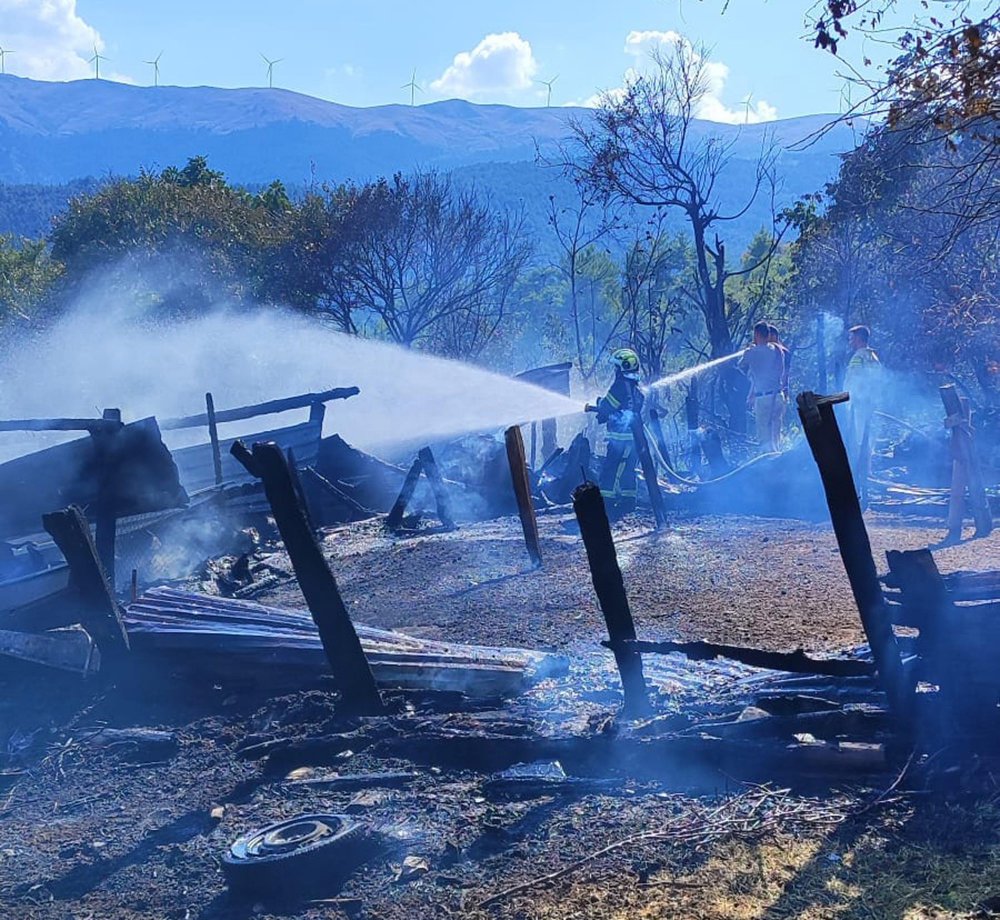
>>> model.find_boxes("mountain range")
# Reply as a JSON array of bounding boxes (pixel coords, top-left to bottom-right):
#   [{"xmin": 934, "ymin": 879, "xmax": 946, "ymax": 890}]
[{"xmin": 0, "ymin": 75, "xmax": 859, "ymax": 247}]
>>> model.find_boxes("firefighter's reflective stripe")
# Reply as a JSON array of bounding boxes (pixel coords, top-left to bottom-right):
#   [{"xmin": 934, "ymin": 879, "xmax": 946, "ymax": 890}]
[
  {"xmin": 599, "ymin": 438, "xmax": 637, "ymax": 500},
  {"xmin": 606, "ymin": 430, "xmax": 632, "ymax": 441},
  {"xmin": 603, "ymin": 392, "xmax": 621, "ymax": 409}
]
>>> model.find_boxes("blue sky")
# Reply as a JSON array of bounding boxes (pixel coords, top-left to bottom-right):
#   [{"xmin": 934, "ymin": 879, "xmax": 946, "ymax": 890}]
[{"xmin": 0, "ymin": 1, "xmax": 984, "ymax": 120}]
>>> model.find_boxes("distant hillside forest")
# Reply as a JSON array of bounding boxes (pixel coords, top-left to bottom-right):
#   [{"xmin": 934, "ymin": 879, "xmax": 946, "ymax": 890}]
[{"xmin": 1, "ymin": 24, "xmax": 998, "ymax": 425}]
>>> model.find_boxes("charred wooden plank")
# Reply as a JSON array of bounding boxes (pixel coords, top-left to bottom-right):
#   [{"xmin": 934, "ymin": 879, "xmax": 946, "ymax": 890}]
[
  {"xmin": 42, "ymin": 505, "xmax": 130, "ymax": 666},
  {"xmin": 505, "ymin": 426, "xmax": 542, "ymax": 568},
  {"xmin": 418, "ymin": 447, "xmax": 456, "ymax": 530},
  {"xmin": 573, "ymin": 481, "xmax": 648, "ymax": 715},
  {"xmin": 232, "ymin": 440, "xmax": 383, "ymax": 713},
  {"xmin": 797, "ymin": 391, "xmax": 912, "ymax": 721},
  {"xmin": 386, "ymin": 456, "xmax": 424, "ymax": 529},
  {"xmin": 609, "ymin": 639, "xmax": 875, "ymax": 677},
  {"xmin": 206, "ymin": 392, "xmax": 224, "ymax": 486},
  {"xmin": 632, "ymin": 417, "xmax": 667, "ymax": 529},
  {"xmin": 0, "ymin": 417, "xmax": 120, "ymax": 433},
  {"xmin": 160, "ymin": 386, "xmax": 360, "ymax": 431}
]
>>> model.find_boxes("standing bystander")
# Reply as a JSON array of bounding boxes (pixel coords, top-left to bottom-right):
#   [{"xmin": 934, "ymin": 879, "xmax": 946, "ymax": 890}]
[{"xmin": 738, "ymin": 321, "xmax": 785, "ymax": 453}]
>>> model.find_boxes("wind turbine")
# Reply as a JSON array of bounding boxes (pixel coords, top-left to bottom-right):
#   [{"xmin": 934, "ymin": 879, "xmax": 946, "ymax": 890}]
[
  {"xmin": 537, "ymin": 75, "xmax": 558, "ymax": 108},
  {"xmin": 89, "ymin": 45, "xmax": 109, "ymax": 80},
  {"xmin": 260, "ymin": 53, "xmax": 282, "ymax": 89},
  {"xmin": 143, "ymin": 51, "xmax": 163, "ymax": 87},
  {"xmin": 0, "ymin": 47, "xmax": 14, "ymax": 76},
  {"xmin": 401, "ymin": 68, "xmax": 422, "ymax": 106}
]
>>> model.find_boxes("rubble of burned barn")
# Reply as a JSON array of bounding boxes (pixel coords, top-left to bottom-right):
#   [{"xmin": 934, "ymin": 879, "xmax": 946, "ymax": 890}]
[{"xmin": 1, "ymin": 363, "xmax": 1000, "ymax": 919}]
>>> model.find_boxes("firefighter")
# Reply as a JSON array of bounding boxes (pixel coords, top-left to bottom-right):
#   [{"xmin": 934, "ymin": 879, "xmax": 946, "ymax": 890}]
[
  {"xmin": 593, "ymin": 348, "xmax": 645, "ymax": 519},
  {"xmin": 738, "ymin": 321, "xmax": 785, "ymax": 453}
]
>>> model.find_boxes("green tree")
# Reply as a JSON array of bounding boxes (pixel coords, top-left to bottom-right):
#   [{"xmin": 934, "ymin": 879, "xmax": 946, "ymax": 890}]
[{"xmin": 0, "ymin": 236, "xmax": 62, "ymax": 330}]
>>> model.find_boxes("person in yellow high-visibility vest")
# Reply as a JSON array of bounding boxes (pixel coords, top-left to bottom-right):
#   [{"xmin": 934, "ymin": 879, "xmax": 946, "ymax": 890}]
[{"xmin": 594, "ymin": 348, "xmax": 645, "ymax": 519}]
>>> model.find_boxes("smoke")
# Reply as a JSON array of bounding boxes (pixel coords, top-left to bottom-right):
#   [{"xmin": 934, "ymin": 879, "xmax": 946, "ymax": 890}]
[{"xmin": 0, "ymin": 266, "xmax": 583, "ymax": 462}]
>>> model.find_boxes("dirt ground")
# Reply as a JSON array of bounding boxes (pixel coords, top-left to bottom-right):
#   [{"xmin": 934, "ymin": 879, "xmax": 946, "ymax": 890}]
[{"xmin": 2, "ymin": 508, "xmax": 1000, "ymax": 920}]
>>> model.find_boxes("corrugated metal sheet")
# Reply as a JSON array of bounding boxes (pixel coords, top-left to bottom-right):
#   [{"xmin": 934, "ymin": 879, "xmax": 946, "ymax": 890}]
[{"xmin": 172, "ymin": 421, "xmax": 322, "ymax": 494}]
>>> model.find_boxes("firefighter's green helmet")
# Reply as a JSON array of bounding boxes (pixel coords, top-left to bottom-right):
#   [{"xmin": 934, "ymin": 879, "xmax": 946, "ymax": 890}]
[{"xmin": 611, "ymin": 347, "xmax": 641, "ymax": 380}]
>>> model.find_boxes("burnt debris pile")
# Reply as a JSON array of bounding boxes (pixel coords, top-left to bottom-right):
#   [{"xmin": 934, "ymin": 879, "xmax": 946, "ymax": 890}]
[{"xmin": 1, "ymin": 377, "xmax": 999, "ymax": 910}]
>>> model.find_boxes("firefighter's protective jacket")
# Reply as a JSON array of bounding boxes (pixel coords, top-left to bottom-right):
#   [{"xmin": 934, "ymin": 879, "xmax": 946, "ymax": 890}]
[{"xmin": 596, "ymin": 371, "xmax": 645, "ymax": 440}]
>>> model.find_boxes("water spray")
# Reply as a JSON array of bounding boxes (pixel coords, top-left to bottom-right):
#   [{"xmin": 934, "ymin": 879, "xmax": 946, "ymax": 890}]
[{"xmin": 644, "ymin": 351, "xmax": 744, "ymax": 392}]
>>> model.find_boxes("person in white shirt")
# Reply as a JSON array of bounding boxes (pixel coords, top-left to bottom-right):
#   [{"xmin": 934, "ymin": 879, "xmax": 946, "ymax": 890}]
[{"xmin": 738, "ymin": 321, "xmax": 785, "ymax": 453}]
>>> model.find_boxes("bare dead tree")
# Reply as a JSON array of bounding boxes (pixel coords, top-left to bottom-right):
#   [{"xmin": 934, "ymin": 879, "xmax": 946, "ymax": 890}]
[
  {"xmin": 545, "ymin": 187, "xmax": 623, "ymax": 381},
  {"xmin": 619, "ymin": 212, "xmax": 687, "ymax": 383},
  {"xmin": 334, "ymin": 172, "xmax": 532, "ymax": 356},
  {"xmin": 563, "ymin": 41, "xmax": 783, "ymax": 430}
]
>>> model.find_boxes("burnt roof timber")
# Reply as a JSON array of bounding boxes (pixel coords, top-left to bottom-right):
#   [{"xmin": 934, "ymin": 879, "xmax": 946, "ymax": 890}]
[
  {"xmin": 0, "ymin": 417, "xmax": 122, "ymax": 434},
  {"xmin": 159, "ymin": 386, "xmax": 360, "ymax": 431}
]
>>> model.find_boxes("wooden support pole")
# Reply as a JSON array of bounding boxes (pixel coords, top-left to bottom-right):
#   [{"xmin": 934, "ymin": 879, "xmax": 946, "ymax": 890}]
[
  {"xmin": 941, "ymin": 384, "xmax": 992, "ymax": 539},
  {"xmin": 418, "ymin": 447, "xmax": 456, "ymax": 530},
  {"xmin": 529, "ymin": 422, "xmax": 538, "ymax": 471},
  {"xmin": 796, "ymin": 391, "xmax": 912, "ymax": 720},
  {"xmin": 232, "ymin": 440, "xmax": 383, "ymax": 713},
  {"xmin": 631, "ymin": 418, "xmax": 667, "ymax": 529},
  {"xmin": 572, "ymin": 482, "xmax": 648, "ymax": 715},
  {"xmin": 93, "ymin": 407, "xmax": 122, "ymax": 590},
  {"xmin": 541, "ymin": 418, "xmax": 558, "ymax": 461},
  {"xmin": 309, "ymin": 401, "xmax": 327, "ymax": 427},
  {"xmin": 160, "ymin": 386, "xmax": 359, "ymax": 431},
  {"xmin": 387, "ymin": 457, "xmax": 424, "ymax": 530},
  {"xmin": 505, "ymin": 426, "xmax": 542, "ymax": 568},
  {"xmin": 42, "ymin": 505, "xmax": 130, "ymax": 666},
  {"xmin": 205, "ymin": 392, "xmax": 223, "ymax": 486}
]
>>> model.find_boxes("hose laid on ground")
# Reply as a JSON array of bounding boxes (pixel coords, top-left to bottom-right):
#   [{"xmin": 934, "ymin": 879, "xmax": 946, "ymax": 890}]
[{"xmin": 643, "ymin": 425, "xmax": 781, "ymax": 488}]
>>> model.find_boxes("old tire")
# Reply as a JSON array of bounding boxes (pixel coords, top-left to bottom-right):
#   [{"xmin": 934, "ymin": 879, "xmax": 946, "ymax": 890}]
[{"xmin": 222, "ymin": 813, "xmax": 374, "ymax": 900}]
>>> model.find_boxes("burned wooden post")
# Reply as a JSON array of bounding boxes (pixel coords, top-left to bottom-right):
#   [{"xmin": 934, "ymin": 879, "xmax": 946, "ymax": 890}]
[
  {"xmin": 386, "ymin": 457, "xmax": 425, "ymax": 530},
  {"xmin": 42, "ymin": 505, "xmax": 130, "ymax": 667},
  {"xmin": 385, "ymin": 448, "xmax": 455, "ymax": 531},
  {"xmin": 572, "ymin": 481, "xmax": 648, "ymax": 715},
  {"xmin": 796, "ymin": 391, "xmax": 912, "ymax": 719},
  {"xmin": 505, "ymin": 426, "xmax": 542, "ymax": 568},
  {"xmin": 232, "ymin": 440, "xmax": 383, "ymax": 713},
  {"xmin": 92, "ymin": 408, "xmax": 123, "ymax": 589},
  {"xmin": 418, "ymin": 447, "xmax": 455, "ymax": 529},
  {"xmin": 941, "ymin": 384, "xmax": 992, "ymax": 541},
  {"xmin": 631, "ymin": 418, "xmax": 666, "ymax": 529},
  {"xmin": 418, "ymin": 447, "xmax": 457, "ymax": 531},
  {"xmin": 205, "ymin": 392, "xmax": 224, "ymax": 486}
]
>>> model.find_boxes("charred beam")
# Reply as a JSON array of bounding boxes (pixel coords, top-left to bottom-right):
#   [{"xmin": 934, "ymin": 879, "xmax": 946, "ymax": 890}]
[
  {"xmin": 505, "ymin": 426, "xmax": 542, "ymax": 568},
  {"xmin": 206, "ymin": 392, "xmax": 223, "ymax": 486},
  {"xmin": 418, "ymin": 447, "xmax": 456, "ymax": 530},
  {"xmin": 796, "ymin": 391, "xmax": 912, "ymax": 721},
  {"xmin": 605, "ymin": 638, "xmax": 875, "ymax": 677},
  {"xmin": 92, "ymin": 407, "xmax": 121, "ymax": 587},
  {"xmin": 160, "ymin": 386, "xmax": 360, "ymax": 431},
  {"xmin": 572, "ymin": 481, "xmax": 648, "ymax": 715},
  {"xmin": 632, "ymin": 418, "xmax": 667, "ymax": 529},
  {"xmin": 386, "ymin": 456, "xmax": 424, "ymax": 530},
  {"xmin": 42, "ymin": 505, "xmax": 130, "ymax": 667},
  {"xmin": 0, "ymin": 417, "xmax": 121, "ymax": 433},
  {"xmin": 232, "ymin": 439, "xmax": 383, "ymax": 713}
]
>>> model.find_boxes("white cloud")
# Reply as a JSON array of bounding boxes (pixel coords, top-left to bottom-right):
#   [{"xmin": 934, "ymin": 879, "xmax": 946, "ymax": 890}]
[
  {"xmin": 581, "ymin": 29, "xmax": 778, "ymax": 124},
  {"xmin": 431, "ymin": 32, "xmax": 538, "ymax": 100},
  {"xmin": 0, "ymin": 0, "xmax": 109, "ymax": 81}
]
